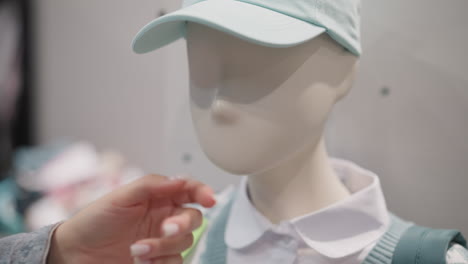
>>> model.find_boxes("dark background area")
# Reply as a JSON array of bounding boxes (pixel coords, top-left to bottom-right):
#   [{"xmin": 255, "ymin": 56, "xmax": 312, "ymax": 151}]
[{"xmin": 0, "ymin": 0, "xmax": 34, "ymax": 180}]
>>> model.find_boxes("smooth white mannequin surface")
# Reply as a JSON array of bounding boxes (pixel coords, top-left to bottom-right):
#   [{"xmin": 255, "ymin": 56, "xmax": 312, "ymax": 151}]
[{"xmin": 186, "ymin": 22, "xmax": 359, "ymax": 224}]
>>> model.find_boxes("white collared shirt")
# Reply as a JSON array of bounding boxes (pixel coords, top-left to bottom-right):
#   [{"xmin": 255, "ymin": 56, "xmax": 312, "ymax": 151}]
[
  {"xmin": 187, "ymin": 158, "xmax": 468, "ymax": 264},
  {"xmin": 225, "ymin": 158, "xmax": 390, "ymax": 264}
]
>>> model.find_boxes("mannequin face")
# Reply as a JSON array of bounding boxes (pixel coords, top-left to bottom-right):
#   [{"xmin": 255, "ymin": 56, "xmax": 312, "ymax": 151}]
[{"xmin": 186, "ymin": 22, "xmax": 358, "ymax": 175}]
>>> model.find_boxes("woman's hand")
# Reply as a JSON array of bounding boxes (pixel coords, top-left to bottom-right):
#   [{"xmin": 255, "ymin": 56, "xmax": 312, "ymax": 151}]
[{"xmin": 47, "ymin": 174, "xmax": 216, "ymax": 264}]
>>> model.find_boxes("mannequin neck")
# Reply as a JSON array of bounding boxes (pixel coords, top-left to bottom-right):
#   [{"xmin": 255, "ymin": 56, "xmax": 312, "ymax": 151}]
[{"xmin": 247, "ymin": 138, "xmax": 350, "ymax": 224}]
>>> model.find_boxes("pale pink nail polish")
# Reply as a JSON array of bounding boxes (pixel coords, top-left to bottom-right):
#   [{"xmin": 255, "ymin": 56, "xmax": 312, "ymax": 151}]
[
  {"xmin": 163, "ymin": 223, "xmax": 180, "ymax": 237},
  {"xmin": 130, "ymin": 244, "xmax": 150, "ymax": 257}
]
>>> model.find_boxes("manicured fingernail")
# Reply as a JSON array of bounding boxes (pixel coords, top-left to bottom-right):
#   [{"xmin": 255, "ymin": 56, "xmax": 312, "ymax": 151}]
[
  {"xmin": 163, "ymin": 223, "xmax": 179, "ymax": 237},
  {"xmin": 211, "ymin": 196, "xmax": 217, "ymax": 204},
  {"xmin": 130, "ymin": 244, "xmax": 150, "ymax": 257},
  {"xmin": 134, "ymin": 258, "xmax": 151, "ymax": 264}
]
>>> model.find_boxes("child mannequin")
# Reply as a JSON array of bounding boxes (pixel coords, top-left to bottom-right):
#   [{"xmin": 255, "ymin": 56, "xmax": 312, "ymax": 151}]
[{"xmin": 184, "ymin": 22, "xmax": 390, "ymax": 264}]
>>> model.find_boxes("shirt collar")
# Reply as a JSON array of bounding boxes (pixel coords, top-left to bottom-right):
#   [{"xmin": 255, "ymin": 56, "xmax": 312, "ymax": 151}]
[{"xmin": 225, "ymin": 158, "xmax": 390, "ymax": 259}]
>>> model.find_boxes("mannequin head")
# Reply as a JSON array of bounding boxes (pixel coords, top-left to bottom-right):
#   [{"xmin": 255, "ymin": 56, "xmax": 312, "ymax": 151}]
[{"xmin": 186, "ymin": 22, "xmax": 358, "ymax": 176}]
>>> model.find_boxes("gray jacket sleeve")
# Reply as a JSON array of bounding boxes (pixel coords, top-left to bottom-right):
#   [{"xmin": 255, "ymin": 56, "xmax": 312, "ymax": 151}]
[{"xmin": 0, "ymin": 222, "xmax": 62, "ymax": 264}]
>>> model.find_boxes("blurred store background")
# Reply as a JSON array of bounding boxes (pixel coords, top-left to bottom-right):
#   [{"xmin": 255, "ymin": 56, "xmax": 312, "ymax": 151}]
[{"xmin": 0, "ymin": 0, "xmax": 467, "ymax": 236}]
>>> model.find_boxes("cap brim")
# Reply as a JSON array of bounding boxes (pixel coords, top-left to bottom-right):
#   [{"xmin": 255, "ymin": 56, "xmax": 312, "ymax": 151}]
[{"xmin": 132, "ymin": 0, "xmax": 326, "ymax": 54}]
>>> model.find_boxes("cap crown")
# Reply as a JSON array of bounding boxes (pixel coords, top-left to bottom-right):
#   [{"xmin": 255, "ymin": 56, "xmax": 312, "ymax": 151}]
[{"xmin": 183, "ymin": 0, "xmax": 361, "ymax": 55}]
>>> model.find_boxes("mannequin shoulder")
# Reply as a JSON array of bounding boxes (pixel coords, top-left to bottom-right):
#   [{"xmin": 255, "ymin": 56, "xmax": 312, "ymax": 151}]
[{"xmin": 447, "ymin": 243, "xmax": 468, "ymax": 264}]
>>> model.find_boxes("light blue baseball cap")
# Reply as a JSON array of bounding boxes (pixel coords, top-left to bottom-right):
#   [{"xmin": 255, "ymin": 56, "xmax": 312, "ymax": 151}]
[{"xmin": 132, "ymin": 0, "xmax": 361, "ymax": 56}]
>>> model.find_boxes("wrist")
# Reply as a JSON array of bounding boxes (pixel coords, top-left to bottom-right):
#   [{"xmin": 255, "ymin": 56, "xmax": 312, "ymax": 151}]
[{"xmin": 47, "ymin": 222, "xmax": 76, "ymax": 264}]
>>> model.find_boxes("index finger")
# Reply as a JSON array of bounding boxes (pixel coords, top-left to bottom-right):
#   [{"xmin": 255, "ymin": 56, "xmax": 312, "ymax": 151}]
[
  {"xmin": 173, "ymin": 179, "xmax": 216, "ymax": 208},
  {"xmin": 108, "ymin": 174, "xmax": 186, "ymax": 208},
  {"xmin": 107, "ymin": 174, "xmax": 216, "ymax": 209}
]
